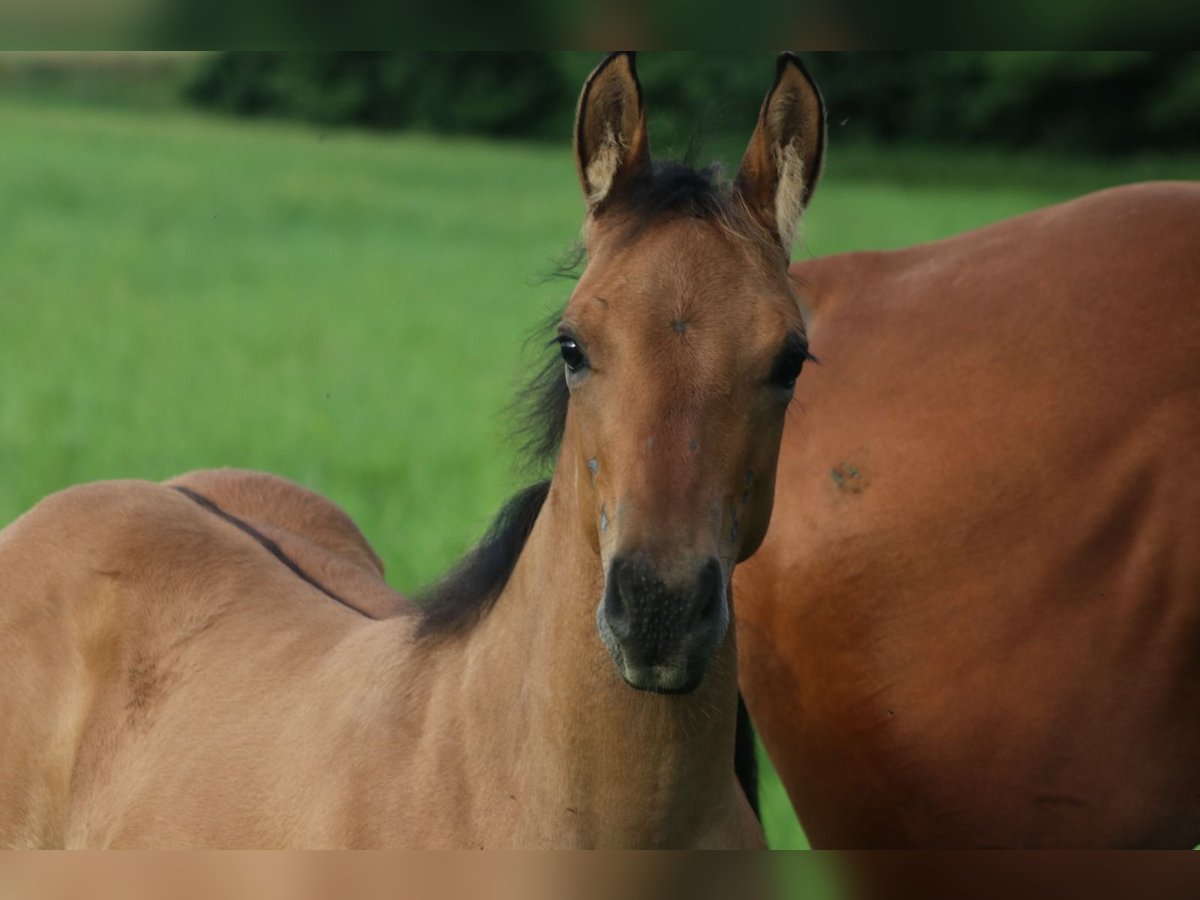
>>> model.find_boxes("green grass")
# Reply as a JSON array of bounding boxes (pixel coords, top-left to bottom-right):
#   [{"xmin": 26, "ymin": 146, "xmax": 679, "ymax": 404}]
[{"xmin": 2, "ymin": 95, "xmax": 1198, "ymax": 851}]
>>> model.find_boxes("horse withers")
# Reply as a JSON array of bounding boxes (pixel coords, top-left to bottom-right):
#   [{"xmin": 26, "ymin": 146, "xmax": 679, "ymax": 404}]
[
  {"xmin": 0, "ymin": 53, "xmax": 823, "ymax": 848},
  {"xmin": 736, "ymin": 178, "xmax": 1200, "ymax": 848}
]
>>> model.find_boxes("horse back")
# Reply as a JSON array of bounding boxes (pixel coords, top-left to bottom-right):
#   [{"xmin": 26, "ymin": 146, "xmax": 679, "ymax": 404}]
[
  {"xmin": 164, "ymin": 469, "xmax": 408, "ymax": 619},
  {"xmin": 737, "ymin": 182, "xmax": 1200, "ymax": 847},
  {"xmin": 0, "ymin": 474, "xmax": 411, "ymax": 847}
]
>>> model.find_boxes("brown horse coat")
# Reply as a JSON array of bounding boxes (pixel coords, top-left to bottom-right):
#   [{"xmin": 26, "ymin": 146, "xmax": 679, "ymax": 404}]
[{"xmin": 736, "ymin": 181, "xmax": 1200, "ymax": 847}]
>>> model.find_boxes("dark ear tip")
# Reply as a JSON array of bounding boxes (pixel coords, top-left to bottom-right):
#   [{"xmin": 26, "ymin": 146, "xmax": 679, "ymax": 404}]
[
  {"xmin": 774, "ymin": 51, "xmax": 825, "ymax": 123},
  {"xmin": 598, "ymin": 51, "xmax": 638, "ymax": 72},
  {"xmin": 777, "ymin": 51, "xmax": 814, "ymax": 83},
  {"xmin": 587, "ymin": 52, "xmax": 642, "ymax": 107}
]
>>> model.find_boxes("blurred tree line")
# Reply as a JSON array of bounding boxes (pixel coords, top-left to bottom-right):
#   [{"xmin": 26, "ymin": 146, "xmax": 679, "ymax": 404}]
[{"xmin": 186, "ymin": 52, "xmax": 1200, "ymax": 154}]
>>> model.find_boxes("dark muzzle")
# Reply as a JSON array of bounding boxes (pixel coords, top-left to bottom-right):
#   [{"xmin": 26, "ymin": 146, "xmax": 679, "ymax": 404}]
[{"xmin": 597, "ymin": 554, "xmax": 729, "ymax": 694}]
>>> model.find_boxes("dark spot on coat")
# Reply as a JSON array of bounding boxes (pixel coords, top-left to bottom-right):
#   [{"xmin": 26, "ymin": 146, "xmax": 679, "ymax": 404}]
[
  {"xmin": 128, "ymin": 660, "xmax": 158, "ymax": 711},
  {"xmin": 831, "ymin": 463, "xmax": 866, "ymax": 494},
  {"xmin": 672, "ymin": 319, "xmax": 689, "ymax": 334},
  {"xmin": 126, "ymin": 655, "xmax": 170, "ymax": 728}
]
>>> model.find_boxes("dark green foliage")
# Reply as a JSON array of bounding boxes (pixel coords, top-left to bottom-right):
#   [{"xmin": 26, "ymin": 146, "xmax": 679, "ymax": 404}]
[
  {"xmin": 185, "ymin": 52, "xmax": 568, "ymax": 138},
  {"xmin": 804, "ymin": 52, "xmax": 1200, "ymax": 154},
  {"xmin": 186, "ymin": 52, "xmax": 1200, "ymax": 155}
]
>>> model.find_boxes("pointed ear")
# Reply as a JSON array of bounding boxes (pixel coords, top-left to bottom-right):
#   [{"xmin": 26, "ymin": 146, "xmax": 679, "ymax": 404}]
[
  {"xmin": 573, "ymin": 52, "xmax": 651, "ymax": 211},
  {"xmin": 734, "ymin": 53, "xmax": 826, "ymax": 253}
]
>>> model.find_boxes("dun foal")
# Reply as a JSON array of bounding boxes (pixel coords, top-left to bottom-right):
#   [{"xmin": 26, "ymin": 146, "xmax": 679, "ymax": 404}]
[{"xmin": 0, "ymin": 53, "xmax": 823, "ymax": 848}]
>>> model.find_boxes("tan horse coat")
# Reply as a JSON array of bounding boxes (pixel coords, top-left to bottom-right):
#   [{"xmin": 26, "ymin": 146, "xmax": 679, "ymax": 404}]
[
  {"xmin": 0, "ymin": 468, "xmax": 759, "ymax": 848},
  {"xmin": 0, "ymin": 50, "xmax": 828, "ymax": 850}
]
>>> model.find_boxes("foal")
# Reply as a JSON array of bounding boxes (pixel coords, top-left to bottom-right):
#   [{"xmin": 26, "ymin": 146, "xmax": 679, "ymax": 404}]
[{"xmin": 0, "ymin": 53, "xmax": 823, "ymax": 848}]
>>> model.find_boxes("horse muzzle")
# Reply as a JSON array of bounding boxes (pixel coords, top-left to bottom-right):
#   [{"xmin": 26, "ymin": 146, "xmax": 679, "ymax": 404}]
[{"xmin": 596, "ymin": 553, "xmax": 729, "ymax": 694}]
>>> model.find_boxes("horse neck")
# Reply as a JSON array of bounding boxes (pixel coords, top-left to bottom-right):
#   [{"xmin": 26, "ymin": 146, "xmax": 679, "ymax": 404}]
[{"xmin": 450, "ymin": 453, "xmax": 744, "ymax": 846}]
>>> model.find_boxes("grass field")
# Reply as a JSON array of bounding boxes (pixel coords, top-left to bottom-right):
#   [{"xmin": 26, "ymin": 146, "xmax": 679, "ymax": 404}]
[{"xmin": 2, "ymin": 94, "xmax": 1198, "ymax": 850}]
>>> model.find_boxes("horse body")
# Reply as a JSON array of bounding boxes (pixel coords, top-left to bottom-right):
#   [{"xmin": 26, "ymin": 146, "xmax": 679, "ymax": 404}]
[
  {"xmin": 0, "ymin": 472, "xmax": 755, "ymax": 847},
  {"xmin": 736, "ymin": 181, "xmax": 1200, "ymax": 847},
  {"xmin": 0, "ymin": 52, "xmax": 824, "ymax": 849}
]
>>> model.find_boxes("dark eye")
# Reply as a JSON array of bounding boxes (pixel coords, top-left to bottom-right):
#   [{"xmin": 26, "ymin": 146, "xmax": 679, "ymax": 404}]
[
  {"xmin": 770, "ymin": 334, "xmax": 809, "ymax": 391},
  {"xmin": 771, "ymin": 353, "xmax": 803, "ymax": 390},
  {"xmin": 558, "ymin": 337, "xmax": 587, "ymax": 374}
]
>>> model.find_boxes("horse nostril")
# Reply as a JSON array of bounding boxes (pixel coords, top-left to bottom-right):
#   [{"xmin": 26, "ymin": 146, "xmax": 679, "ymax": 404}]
[
  {"xmin": 696, "ymin": 556, "xmax": 720, "ymax": 628},
  {"xmin": 604, "ymin": 557, "xmax": 633, "ymax": 640}
]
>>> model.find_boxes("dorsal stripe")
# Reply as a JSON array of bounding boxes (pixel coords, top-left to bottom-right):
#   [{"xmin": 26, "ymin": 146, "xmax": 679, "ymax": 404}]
[{"xmin": 171, "ymin": 485, "xmax": 376, "ymax": 620}]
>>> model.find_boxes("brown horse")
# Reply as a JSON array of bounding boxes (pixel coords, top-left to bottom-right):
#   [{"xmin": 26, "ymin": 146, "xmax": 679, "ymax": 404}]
[
  {"xmin": 0, "ymin": 53, "xmax": 823, "ymax": 848},
  {"xmin": 736, "ymin": 177, "xmax": 1200, "ymax": 847}
]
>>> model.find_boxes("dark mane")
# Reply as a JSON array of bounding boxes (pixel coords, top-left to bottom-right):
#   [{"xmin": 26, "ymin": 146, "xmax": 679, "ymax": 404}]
[
  {"xmin": 416, "ymin": 481, "xmax": 550, "ymax": 637},
  {"xmin": 606, "ymin": 159, "xmax": 730, "ymax": 229},
  {"xmin": 417, "ymin": 157, "xmax": 750, "ymax": 638}
]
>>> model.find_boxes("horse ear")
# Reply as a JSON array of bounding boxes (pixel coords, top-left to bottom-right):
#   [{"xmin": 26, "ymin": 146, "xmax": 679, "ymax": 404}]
[
  {"xmin": 734, "ymin": 53, "xmax": 826, "ymax": 253},
  {"xmin": 574, "ymin": 52, "xmax": 651, "ymax": 211}
]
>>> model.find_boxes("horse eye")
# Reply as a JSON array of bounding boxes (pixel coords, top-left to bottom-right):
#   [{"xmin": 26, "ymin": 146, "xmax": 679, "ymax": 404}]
[
  {"xmin": 771, "ymin": 349, "xmax": 805, "ymax": 391},
  {"xmin": 558, "ymin": 338, "xmax": 587, "ymax": 374}
]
